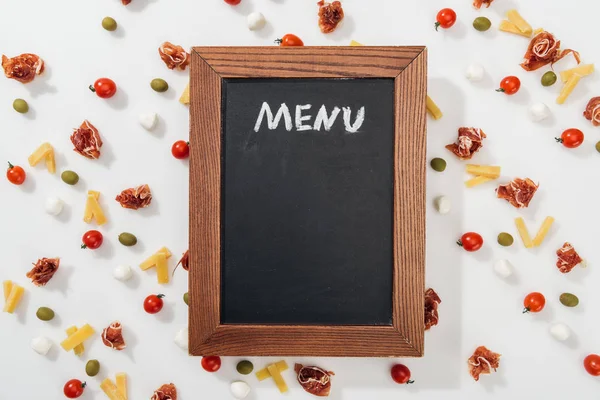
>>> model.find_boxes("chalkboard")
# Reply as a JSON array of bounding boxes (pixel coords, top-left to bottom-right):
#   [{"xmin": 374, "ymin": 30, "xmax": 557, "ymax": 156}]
[{"xmin": 221, "ymin": 78, "xmax": 395, "ymax": 325}]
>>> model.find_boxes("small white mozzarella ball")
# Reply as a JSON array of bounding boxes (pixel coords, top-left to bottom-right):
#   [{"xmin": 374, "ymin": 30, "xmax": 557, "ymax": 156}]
[
  {"xmin": 230, "ymin": 381, "xmax": 251, "ymax": 400},
  {"xmin": 549, "ymin": 323, "xmax": 571, "ymax": 341},
  {"xmin": 493, "ymin": 259, "xmax": 513, "ymax": 278},
  {"xmin": 113, "ymin": 265, "xmax": 133, "ymax": 281},
  {"xmin": 45, "ymin": 197, "xmax": 64, "ymax": 216},
  {"xmin": 31, "ymin": 337, "xmax": 53, "ymax": 355},
  {"xmin": 434, "ymin": 195, "xmax": 451, "ymax": 214},
  {"xmin": 465, "ymin": 63, "xmax": 485, "ymax": 81},
  {"xmin": 247, "ymin": 12, "xmax": 266, "ymax": 31},
  {"xmin": 139, "ymin": 113, "xmax": 158, "ymax": 130},
  {"xmin": 174, "ymin": 327, "xmax": 188, "ymax": 350},
  {"xmin": 529, "ymin": 103, "xmax": 551, "ymax": 122}
]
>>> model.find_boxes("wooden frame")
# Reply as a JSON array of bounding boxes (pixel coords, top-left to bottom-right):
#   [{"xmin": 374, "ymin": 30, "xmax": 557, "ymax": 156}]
[{"xmin": 189, "ymin": 46, "xmax": 427, "ymax": 357}]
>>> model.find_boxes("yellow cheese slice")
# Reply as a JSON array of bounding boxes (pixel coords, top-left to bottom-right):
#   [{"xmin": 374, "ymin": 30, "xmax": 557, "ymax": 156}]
[
  {"xmin": 65, "ymin": 326, "xmax": 85, "ymax": 356},
  {"xmin": 100, "ymin": 378, "xmax": 127, "ymax": 400},
  {"xmin": 557, "ymin": 74, "xmax": 582, "ymax": 105},
  {"xmin": 28, "ymin": 143, "xmax": 53, "ymax": 167},
  {"xmin": 350, "ymin": 40, "xmax": 363, "ymax": 46},
  {"xmin": 45, "ymin": 148, "xmax": 56, "ymax": 174},
  {"xmin": 499, "ymin": 20, "xmax": 532, "ymax": 38},
  {"xmin": 3, "ymin": 280, "xmax": 13, "ymax": 302},
  {"xmin": 140, "ymin": 247, "xmax": 172, "ymax": 270},
  {"xmin": 465, "ymin": 176, "xmax": 494, "ymax": 188},
  {"xmin": 506, "ymin": 10, "xmax": 532, "ymax": 34},
  {"xmin": 466, "ymin": 165, "xmax": 501, "ymax": 178},
  {"xmin": 256, "ymin": 360, "xmax": 289, "ymax": 381},
  {"xmin": 61, "ymin": 324, "xmax": 95, "ymax": 352},
  {"xmin": 3, "ymin": 284, "xmax": 24, "ymax": 313},
  {"xmin": 515, "ymin": 218, "xmax": 533, "ymax": 249},
  {"xmin": 426, "ymin": 95, "xmax": 443, "ymax": 120},
  {"xmin": 156, "ymin": 254, "xmax": 169, "ymax": 284},
  {"xmin": 533, "ymin": 28, "xmax": 544, "ymax": 36},
  {"xmin": 115, "ymin": 373, "xmax": 127, "ymax": 400},
  {"xmin": 532, "ymin": 216, "xmax": 555, "ymax": 247},
  {"xmin": 179, "ymin": 83, "xmax": 190, "ymax": 105},
  {"xmin": 267, "ymin": 363, "xmax": 288, "ymax": 393},
  {"xmin": 560, "ymin": 64, "xmax": 594, "ymax": 83},
  {"xmin": 84, "ymin": 191, "xmax": 107, "ymax": 225}
]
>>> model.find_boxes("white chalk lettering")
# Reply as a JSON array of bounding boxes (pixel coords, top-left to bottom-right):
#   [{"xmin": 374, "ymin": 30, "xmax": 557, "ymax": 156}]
[
  {"xmin": 253, "ymin": 102, "xmax": 293, "ymax": 132},
  {"xmin": 342, "ymin": 106, "xmax": 365, "ymax": 133},
  {"xmin": 313, "ymin": 105, "xmax": 341, "ymax": 131},
  {"xmin": 295, "ymin": 104, "xmax": 312, "ymax": 131}
]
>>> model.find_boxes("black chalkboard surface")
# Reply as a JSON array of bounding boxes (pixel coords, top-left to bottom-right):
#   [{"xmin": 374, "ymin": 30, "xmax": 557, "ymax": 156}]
[{"xmin": 221, "ymin": 78, "xmax": 395, "ymax": 325}]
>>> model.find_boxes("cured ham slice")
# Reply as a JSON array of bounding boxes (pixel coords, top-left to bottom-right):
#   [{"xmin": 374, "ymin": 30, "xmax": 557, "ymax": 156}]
[
  {"xmin": 556, "ymin": 242, "xmax": 584, "ymax": 273},
  {"xmin": 468, "ymin": 346, "xmax": 501, "ymax": 381},
  {"xmin": 496, "ymin": 178, "xmax": 539, "ymax": 208},
  {"xmin": 521, "ymin": 31, "xmax": 580, "ymax": 71},
  {"xmin": 445, "ymin": 127, "xmax": 486, "ymax": 160}
]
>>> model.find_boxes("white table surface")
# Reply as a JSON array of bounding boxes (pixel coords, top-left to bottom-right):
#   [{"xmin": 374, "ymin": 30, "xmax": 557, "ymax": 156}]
[{"xmin": 1, "ymin": 0, "xmax": 599, "ymax": 399}]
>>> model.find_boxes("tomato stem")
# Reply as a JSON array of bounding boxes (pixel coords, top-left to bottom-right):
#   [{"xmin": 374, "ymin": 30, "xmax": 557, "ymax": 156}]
[
  {"xmin": 274, "ymin": 38, "xmax": 283, "ymax": 45},
  {"xmin": 406, "ymin": 380, "xmax": 415, "ymax": 384},
  {"xmin": 89, "ymin": 85, "xmax": 96, "ymax": 93},
  {"xmin": 496, "ymin": 88, "xmax": 506, "ymax": 93},
  {"xmin": 522, "ymin": 307, "xmax": 530, "ymax": 314},
  {"xmin": 456, "ymin": 240, "xmax": 463, "ymax": 247},
  {"xmin": 157, "ymin": 294, "xmax": 165, "ymax": 299},
  {"xmin": 7, "ymin": 161, "xmax": 14, "ymax": 169},
  {"xmin": 555, "ymin": 138, "xmax": 563, "ymax": 143},
  {"xmin": 434, "ymin": 22, "xmax": 441, "ymax": 31},
  {"xmin": 81, "ymin": 244, "xmax": 87, "ymax": 249}
]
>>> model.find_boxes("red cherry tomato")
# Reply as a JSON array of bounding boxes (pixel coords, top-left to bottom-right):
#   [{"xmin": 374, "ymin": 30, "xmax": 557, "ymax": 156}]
[
  {"xmin": 275, "ymin": 34, "xmax": 304, "ymax": 47},
  {"xmin": 584, "ymin": 354, "xmax": 600, "ymax": 376},
  {"xmin": 556, "ymin": 128, "xmax": 584, "ymax": 148},
  {"xmin": 224, "ymin": 0, "xmax": 241, "ymax": 4},
  {"xmin": 144, "ymin": 294, "xmax": 165, "ymax": 314},
  {"xmin": 391, "ymin": 364, "xmax": 414, "ymax": 384},
  {"xmin": 201, "ymin": 356, "xmax": 222, "ymax": 372},
  {"xmin": 63, "ymin": 379, "xmax": 86, "ymax": 398},
  {"xmin": 171, "ymin": 140, "xmax": 190, "ymax": 159},
  {"xmin": 6, "ymin": 162, "xmax": 26, "ymax": 185},
  {"xmin": 89, "ymin": 78, "xmax": 117, "ymax": 99},
  {"xmin": 435, "ymin": 8, "xmax": 457, "ymax": 31},
  {"xmin": 523, "ymin": 292, "xmax": 545, "ymax": 313},
  {"xmin": 457, "ymin": 232, "xmax": 483, "ymax": 252},
  {"xmin": 81, "ymin": 230, "xmax": 103, "ymax": 250},
  {"xmin": 497, "ymin": 76, "xmax": 521, "ymax": 95}
]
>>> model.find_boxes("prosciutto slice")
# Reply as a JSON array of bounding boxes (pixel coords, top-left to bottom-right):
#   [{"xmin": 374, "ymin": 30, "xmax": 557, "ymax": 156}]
[
  {"xmin": 445, "ymin": 127, "xmax": 486, "ymax": 160},
  {"xmin": 468, "ymin": 346, "xmax": 501, "ymax": 381},
  {"xmin": 583, "ymin": 97, "xmax": 600, "ymax": 126},
  {"xmin": 424, "ymin": 288, "xmax": 442, "ymax": 331},
  {"xmin": 151, "ymin": 384, "xmax": 177, "ymax": 400},
  {"xmin": 295, "ymin": 364, "xmax": 334, "ymax": 397},
  {"xmin": 496, "ymin": 178, "xmax": 539, "ymax": 208},
  {"xmin": 556, "ymin": 242, "xmax": 584, "ymax": 273},
  {"xmin": 71, "ymin": 120, "xmax": 103, "ymax": 159},
  {"xmin": 101, "ymin": 321, "xmax": 127, "ymax": 351},
  {"xmin": 26, "ymin": 258, "xmax": 60, "ymax": 286},
  {"xmin": 473, "ymin": 0, "xmax": 494, "ymax": 9},
  {"xmin": 520, "ymin": 31, "xmax": 580, "ymax": 71}
]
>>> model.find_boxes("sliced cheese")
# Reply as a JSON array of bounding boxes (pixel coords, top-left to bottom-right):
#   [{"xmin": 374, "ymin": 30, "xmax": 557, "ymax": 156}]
[
  {"xmin": 557, "ymin": 74, "xmax": 582, "ymax": 105},
  {"xmin": 256, "ymin": 360, "xmax": 289, "ymax": 381},
  {"xmin": 100, "ymin": 378, "xmax": 127, "ymax": 400},
  {"xmin": 465, "ymin": 176, "xmax": 493, "ymax": 188},
  {"xmin": 515, "ymin": 217, "xmax": 533, "ymax": 249},
  {"xmin": 506, "ymin": 10, "xmax": 532, "ymax": 34},
  {"xmin": 65, "ymin": 326, "xmax": 85, "ymax": 356},
  {"xmin": 83, "ymin": 190, "xmax": 107, "ymax": 225},
  {"xmin": 533, "ymin": 27, "xmax": 544, "ymax": 36},
  {"xmin": 3, "ymin": 284, "xmax": 24, "ymax": 313},
  {"xmin": 45, "ymin": 148, "xmax": 56, "ymax": 174},
  {"xmin": 155, "ymin": 254, "xmax": 169, "ymax": 284},
  {"xmin": 140, "ymin": 247, "xmax": 172, "ymax": 270},
  {"xmin": 560, "ymin": 64, "xmax": 594, "ymax": 83},
  {"xmin": 61, "ymin": 324, "xmax": 95, "ymax": 352},
  {"xmin": 3, "ymin": 280, "xmax": 13, "ymax": 302},
  {"xmin": 28, "ymin": 143, "xmax": 55, "ymax": 173},
  {"xmin": 179, "ymin": 83, "xmax": 190, "ymax": 105},
  {"xmin": 499, "ymin": 20, "xmax": 532, "ymax": 38},
  {"xmin": 267, "ymin": 363, "xmax": 288, "ymax": 393},
  {"xmin": 426, "ymin": 95, "xmax": 443, "ymax": 120},
  {"xmin": 466, "ymin": 165, "xmax": 501, "ymax": 178},
  {"xmin": 115, "ymin": 373, "xmax": 127, "ymax": 400},
  {"xmin": 532, "ymin": 216, "xmax": 555, "ymax": 247},
  {"xmin": 350, "ymin": 40, "xmax": 363, "ymax": 46}
]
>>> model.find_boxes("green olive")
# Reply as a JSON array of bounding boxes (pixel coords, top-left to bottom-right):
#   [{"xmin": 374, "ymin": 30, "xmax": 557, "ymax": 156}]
[
  {"xmin": 473, "ymin": 17, "xmax": 492, "ymax": 32},
  {"xmin": 236, "ymin": 360, "xmax": 254, "ymax": 375},
  {"xmin": 596, "ymin": 141, "xmax": 600, "ymax": 153},
  {"xmin": 118, "ymin": 232, "xmax": 138, "ymax": 247},
  {"xmin": 541, "ymin": 71, "xmax": 557, "ymax": 87},
  {"xmin": 151, "ymin": 78, "xmax": 169, "ymax": 92},
  {"xmin": 183, "ymin": 292, "xmax": 189, "ymax": 306},
  {"xmin": 497, "ymin": 232, "xmax": 514, "ymax": 247},
  {"xmin": 36, "ymin": 307, "xmax": 55, "ymax": 321},
  {"xmin": 430, "ymin": 158, "xmax": 447, "ymax": 172},
  {"xmin": 102, "ymin": 17, "xmax": 117, "ymax": 31},
  {"xmin": 61, "ymin": 170, "xmax": 80, "ymax": 185},
  {"xmin": 559, "ymin": 293, "xmax": 579, "ymax": 307},
  {"xmin": 13, "ymin": 99, "xmax": 29, "ymax": 114},
  {"xmin": 86, "ymin": 359, "xmax": 101, "ymax": 377}
]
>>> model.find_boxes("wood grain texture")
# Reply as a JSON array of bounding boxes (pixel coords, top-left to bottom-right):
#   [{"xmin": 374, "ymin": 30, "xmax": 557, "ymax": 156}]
[{"xmin": 189, "ymin": 46, "xmax": 427, "ymax": 357}]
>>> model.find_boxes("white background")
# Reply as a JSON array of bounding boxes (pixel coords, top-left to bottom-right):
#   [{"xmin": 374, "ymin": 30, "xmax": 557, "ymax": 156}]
[{"xmin": 1, "ymin": 0, "xmax": 599, "ymax": 399}]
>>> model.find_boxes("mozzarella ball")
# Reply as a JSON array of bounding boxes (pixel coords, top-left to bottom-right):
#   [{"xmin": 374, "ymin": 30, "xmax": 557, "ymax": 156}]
[
  {"xmin": 230, "ymin": 381, "xmax": 251, "ymax": 400},
  {"xmin": 174, "ymin": 327, "xmax": 188, "ymax": 350},
  {"xmin": 31, "ymin": 337, "xmax": 53, "ymax": 355},
  {"xmin": 434, "ymin": 195, "xmax": 451, "ymax": 214},
  {"xmin": 549, "ymin": 323, "xmax": 571, "ymax": 341},
  {"xmin": 247, "ymin": 12, "xmax": 266, "ymax": 31},
  {"xmin": 465, "ymin": 63, "xmax": 485, "ymax": 81},
  {"xmin": 139, "ymin": 113, "xmax": 158, "ymax": 131},
  {"xmin": 45, "ymin": 197, "xmax": 64, "ymax": 216},
  {"xmin": 529, "ymin": 103, "xmax": 551, "ymax": 122},
  {"xmin": 493, "ymin": 259, "xmax": 513, "ymax": 278},
  {"xmin": 113, "ymin": 265, "xmax": 133, "ymax": 281}
]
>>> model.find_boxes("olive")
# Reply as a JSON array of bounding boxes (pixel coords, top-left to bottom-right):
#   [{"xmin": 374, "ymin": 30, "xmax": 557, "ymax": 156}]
[
  {"xmin": 118, "ymin": 232, "xmax": 138, "ymax": 247},
  {"xmin": 86, "ymin": 359, "xmax": 101, "ymax": 377},
  {"xmin": 541, "ymin": 71, "xmax": 557, "ymax": 87},
  {"xmin": 61, "ymin": 170, "xmax": 80, "ymax": 185},
  {"xmin": 183, "ymin": 292, "xmax": 189, "ymax": 306},
  {"xmin": 102, "ymin": 17, "xmax": 117, "ymax": 31},
  {"xmin": 497, "ymin": 232, "xmax": 514, "ymax": 247},
  {"xmin": 473, "ymin": 17, "xmax": 491, "ymax": 32},
  {"xmin": 559, "ymin": 293, "xmax": 579, "ymax": 307},
  {"xmin": 13, "ymin": 99, "xmax": 29, "ymax": 114},
  {"xmin": 236, "ymin": 360, "xmax": 254, "ymax": 375},
  {"xmin": 596, "ymin": 141, "xmax": 600, "ymax": 153},
  {"xmin": 36, "ymin": 307, "xmax": 55, "ymax": 321},
  {"xmin": 151, "ymin": 78, "xmax": 169, "ymax": 92},
  {"xmin": 430, "ymin": 157, "xmax": 447, "ymax": 172}
]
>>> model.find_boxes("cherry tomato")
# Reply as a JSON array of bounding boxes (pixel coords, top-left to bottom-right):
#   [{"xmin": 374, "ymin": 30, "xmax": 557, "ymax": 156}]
[
  {"xmin": 171, "ymin": 140, "xmax": 190, "ymax": 159},
  {"xmin": 523, "ymin": 292, "xmax": 545, "ymax": 313},
  {"xmin": 201, "ymin": 356, "xmax": 222, "ymax": 372},
  {"xmin": 496, "ymin": 76, "xmax": 521, "ymax": 95},
  {"xmin": 457, "ymin": 232, "xmax": 483, "ymax": 252},
  {"xmin": 81, "ymin": 230, "xmax": 103, "ymax": 250},
  {"xmin": 6, "ymin": 162, "xmax": 26, "ymax": 185},
  {"xmin": 435, "ymin": 8, "xmax": 457, "ymax": 31},
  {"xmin": 144, "ymin": 294, "xmax": 165, "ymax": 314},
  {"xmin": 556, "ymin": 128, "xmax": 584, "ymax": 148},
  {"xmin": 275, "ymin": 34, "xmax": 304, "ymax": 47},
  {"xmin": 89, "ymin": 78, "xmax": 117, "ymax": 99},
  {"xmin": 224, "ymin": 0, "xmax": 241, "ymax": 4},
  {"xmin": 63, "ymin": 379, "xmax": 86, "ymax": 398},
  {"xmin": 584, "ymin": 354, "xmax": 600, "ymax": 376},
  {"xmin": 391, "ymin": 364, "xmax": 414, "ymax": 384}
]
